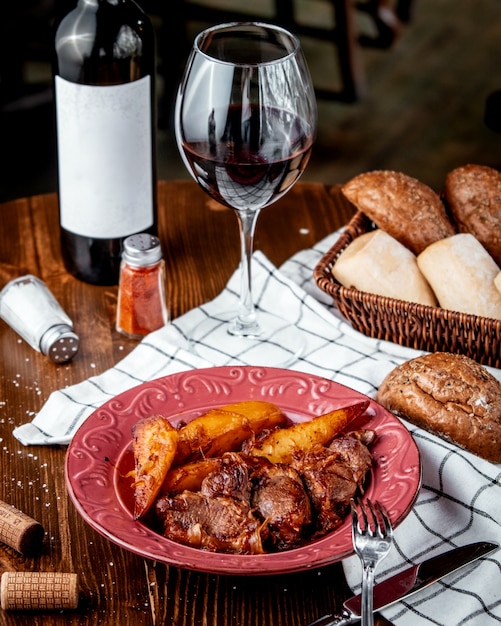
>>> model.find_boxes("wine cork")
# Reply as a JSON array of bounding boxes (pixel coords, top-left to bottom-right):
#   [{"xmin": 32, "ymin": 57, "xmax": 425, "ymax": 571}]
[
  {"xmin": 0, "ymin": 500, "xmax": 44, "ymax": 556},
  {"xmin": 0, "ymin": 572, "xmax": 79, "ymax": 611}
]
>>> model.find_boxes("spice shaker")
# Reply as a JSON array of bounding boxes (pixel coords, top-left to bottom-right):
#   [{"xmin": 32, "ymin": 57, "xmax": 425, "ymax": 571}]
[
  {"xmin": 116, "ymin": 233, "xmax": 168, "ymax": 338},
  {"xmin": 0, "ymin": 275, "xmax": 79, "ymax": 363}
]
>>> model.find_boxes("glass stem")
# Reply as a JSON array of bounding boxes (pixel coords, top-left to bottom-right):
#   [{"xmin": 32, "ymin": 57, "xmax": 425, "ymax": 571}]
[{"xmin": 229, "ymin": 208, "xmax": 262, "ymax": 337}]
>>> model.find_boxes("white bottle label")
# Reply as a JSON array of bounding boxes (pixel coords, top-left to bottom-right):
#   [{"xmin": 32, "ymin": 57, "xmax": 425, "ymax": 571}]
[{"xmin": 55, "ymin": 76, "xmax": 154, "ymax": 238}]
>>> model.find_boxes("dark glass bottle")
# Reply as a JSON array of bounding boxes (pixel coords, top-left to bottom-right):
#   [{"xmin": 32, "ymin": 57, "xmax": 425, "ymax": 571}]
[{"xmin": 53, "ymin": 0, "xmax": 158, "ymax": 285}]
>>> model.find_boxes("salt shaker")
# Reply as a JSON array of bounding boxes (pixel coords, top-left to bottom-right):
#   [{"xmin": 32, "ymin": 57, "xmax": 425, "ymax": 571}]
[
  {"xmin": 0, "ymin": 275, "xmax": 79, "ymax": 363},
  {"xmin": 116, "ymin": 233, "xmax": 168, "ymax": 338}
]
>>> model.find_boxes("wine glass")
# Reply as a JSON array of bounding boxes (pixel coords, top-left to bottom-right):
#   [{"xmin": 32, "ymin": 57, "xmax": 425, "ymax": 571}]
[{"xmin": 175, "ymin": 22, "xmax": 317, "ymax": 366}]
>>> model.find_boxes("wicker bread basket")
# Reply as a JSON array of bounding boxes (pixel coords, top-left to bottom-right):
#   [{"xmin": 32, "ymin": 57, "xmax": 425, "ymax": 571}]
[{"xmin": 313, "ymin": 211, "xmax": 501, "ymax": 369}]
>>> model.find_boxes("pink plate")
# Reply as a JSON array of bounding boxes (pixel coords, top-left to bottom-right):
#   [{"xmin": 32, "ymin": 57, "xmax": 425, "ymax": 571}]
[{"xmin": 65, "ymin": 366, "xmax": 421, "ymax": 575}]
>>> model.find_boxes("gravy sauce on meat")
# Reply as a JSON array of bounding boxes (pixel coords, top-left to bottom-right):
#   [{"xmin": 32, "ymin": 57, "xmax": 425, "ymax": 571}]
[{"xmin": 155, "ymin": 429, "xmax": 375, "ymax": 554}]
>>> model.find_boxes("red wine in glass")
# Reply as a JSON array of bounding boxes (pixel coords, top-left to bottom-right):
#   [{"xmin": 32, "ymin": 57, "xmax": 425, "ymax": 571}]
[
  {"xmin": 182, "ymin": 105, "xmax": 314, "ymax": 212},
  {"xmin": 175, "ymin": 23, "xmax": 317, "ymax": 366}
]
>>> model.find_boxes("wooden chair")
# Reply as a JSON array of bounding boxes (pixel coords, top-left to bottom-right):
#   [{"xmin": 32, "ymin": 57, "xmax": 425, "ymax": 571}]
[
  {"xmin": 0, "ymin": 1, "xmax": 414, "ymax": 118},
  {"xmin": 149, "ymin": 0, "xmax": 415, "ymax": 123}
]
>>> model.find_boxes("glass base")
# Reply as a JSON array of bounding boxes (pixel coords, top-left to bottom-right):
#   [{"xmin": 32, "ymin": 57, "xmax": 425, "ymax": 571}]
[{"xmin": 189, "ymin": 311, "xmax": 304, "ymax": 367}]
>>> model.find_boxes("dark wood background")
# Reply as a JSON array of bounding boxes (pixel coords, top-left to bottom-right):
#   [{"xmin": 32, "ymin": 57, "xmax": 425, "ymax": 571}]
[{"xmin": 1, "ymin": 0, "xmax": 500, "ymax": 203}]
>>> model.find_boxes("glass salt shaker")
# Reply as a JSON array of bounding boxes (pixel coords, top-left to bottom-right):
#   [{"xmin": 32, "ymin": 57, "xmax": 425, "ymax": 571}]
[
  {"xmin": 0, "ymin": 275, "xmax": 80, "ymax": 363},
  {"xmin": 116, "ymin": 233, "xmax": 169, "ymax": 338}
]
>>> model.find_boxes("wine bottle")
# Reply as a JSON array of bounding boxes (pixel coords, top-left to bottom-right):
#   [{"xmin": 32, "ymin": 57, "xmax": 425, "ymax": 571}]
[{"xmin": 53, "ymin": 0, "xmax": 157, "ymax": 285}]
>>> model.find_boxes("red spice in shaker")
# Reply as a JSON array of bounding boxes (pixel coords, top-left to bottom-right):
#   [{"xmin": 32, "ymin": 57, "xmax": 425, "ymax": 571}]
[{"xmin": 116, "ymin": 234, "xmax": 168, "ymax": 338}]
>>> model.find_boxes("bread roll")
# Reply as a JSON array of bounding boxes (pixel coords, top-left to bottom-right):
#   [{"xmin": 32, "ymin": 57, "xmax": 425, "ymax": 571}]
[
  {"xmin": 417, "ymin": 233, "xmax": 501, "ymax": 320},
  {"xmin": 341, "ymin": 170, "xmax": 455, "ymax": 255},
  {"xmin": 444, "ymin": 164, "xmax": 501, "ymax": 266},
  {"xmin": 377, "ymin": 352, "xmax": 501, "ymax": 463},
  {"xmin": 495, "ymin": 271, "xmax": 501, "ymax": 295},
  {"xmin": 332, "ymin": 229, "xmax": 437, "ymax": 305}
]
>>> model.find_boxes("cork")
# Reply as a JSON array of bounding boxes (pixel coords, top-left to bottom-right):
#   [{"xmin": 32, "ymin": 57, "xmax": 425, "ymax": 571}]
[
  {"xmin": 0, "ymin": 500, "xmax": 44, "ymax": 556},
  {"xmin": 0, "ymin": 572, "xmax": 79, "ymax": 611}
]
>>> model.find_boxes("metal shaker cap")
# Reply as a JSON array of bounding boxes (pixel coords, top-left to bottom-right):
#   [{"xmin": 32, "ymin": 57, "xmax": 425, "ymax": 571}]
[
  {"xmin": 40, "ymin": 324, "xmax": 80, "ymax": 363},
  {"xmin": 122, "ymin": 234, "xmax": 162, "ymax": 267}
]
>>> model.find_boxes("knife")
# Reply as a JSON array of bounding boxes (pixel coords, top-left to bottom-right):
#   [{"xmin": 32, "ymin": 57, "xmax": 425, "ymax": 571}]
[{"xmin": 309, "ymin": 541, "xmax": 499, "ymax": 626}]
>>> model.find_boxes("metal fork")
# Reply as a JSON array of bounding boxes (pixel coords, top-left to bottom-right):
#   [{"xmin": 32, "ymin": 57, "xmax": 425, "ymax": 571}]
[{"xmin": 351, "ymin": 499, "xmax": 393, "ymax": 626}]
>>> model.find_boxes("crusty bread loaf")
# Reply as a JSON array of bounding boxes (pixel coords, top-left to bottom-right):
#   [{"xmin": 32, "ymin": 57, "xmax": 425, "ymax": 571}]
[
  {"xmin": 417, "ymin": 233, "xmax": 501, "ymax": 320},
  {"xmin": 332, "ymin": 229, "xmax": 437, "ymax": 305},
  {"xmin": 377, "ymin": 352, "xmax": 501, "ymax": 463},
  {"xmin": 444, "ymin": 164, "xmax": 501, "ymax": 266},
  {"xmin": 341, "ymin": 170, "xmax": 455, "ymax": 255}
]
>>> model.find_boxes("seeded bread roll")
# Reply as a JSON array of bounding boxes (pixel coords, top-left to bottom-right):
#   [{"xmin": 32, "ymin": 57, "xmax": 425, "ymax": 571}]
[
  {"xmin": 332, "ymin": 229, "xmax": 437, "ymax": 305},
  {"xmin": 444, "ymin": 164, "xmax": 501, "ymax": 266},
  {"xmin": 341, "ymin": 170, "xmax": 455, "ymax": 255},
  {"xmin": 377, "ymin": 352, "xmax": 501, "ymax": 463},
  {"xmin": 417, "ymin": 233, "xmax": 501, "ymax": 320}
]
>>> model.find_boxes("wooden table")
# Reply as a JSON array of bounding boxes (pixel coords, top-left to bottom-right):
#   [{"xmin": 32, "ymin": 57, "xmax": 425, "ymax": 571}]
[{"xmin": 0, "ymin": 180, "xmax": 392, "ymax": 625}]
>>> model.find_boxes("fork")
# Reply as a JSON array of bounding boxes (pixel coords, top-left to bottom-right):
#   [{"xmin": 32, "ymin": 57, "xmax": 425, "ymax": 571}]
[{"xmin": 351, "ymin": 499, "xmax": 393, "ymax": 626}]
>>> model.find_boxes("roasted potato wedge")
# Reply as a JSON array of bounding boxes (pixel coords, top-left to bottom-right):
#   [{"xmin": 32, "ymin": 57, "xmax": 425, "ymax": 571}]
[
  {"xmin": 132, "ymin": 414, "xmax": 178, "ymax": 519},
  {"xmin": 174, "ymin": 400, "xmax": 287, "ymax": 465},
  {"xmin": 161, "ymin": 457, "xmax": 224, "ymax": 495},
  {"xmin": 249, "ymin": 400, "xmax": 370, "ymax": 463}
]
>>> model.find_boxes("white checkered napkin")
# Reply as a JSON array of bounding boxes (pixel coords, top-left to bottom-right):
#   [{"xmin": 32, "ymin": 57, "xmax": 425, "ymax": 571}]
[
  {"xmin": 285, "ymin": 233, "xmax": 501, "ymax": 626},
  {"xmin": 343, "ymin": 428, "xmax": 501, "ymax": 625},
  {"xmin": 13, "ymin": 246, "xmax": 416, "ymax": 446},
  {"xmin": 11, "ymin": 232, "xmax": 501, "ymax": 626}
]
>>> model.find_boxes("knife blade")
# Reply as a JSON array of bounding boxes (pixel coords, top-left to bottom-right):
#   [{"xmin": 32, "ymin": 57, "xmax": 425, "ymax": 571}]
[{"xmin": 308, "ymin": 541, "xmax": 499, "ymax": 626}]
